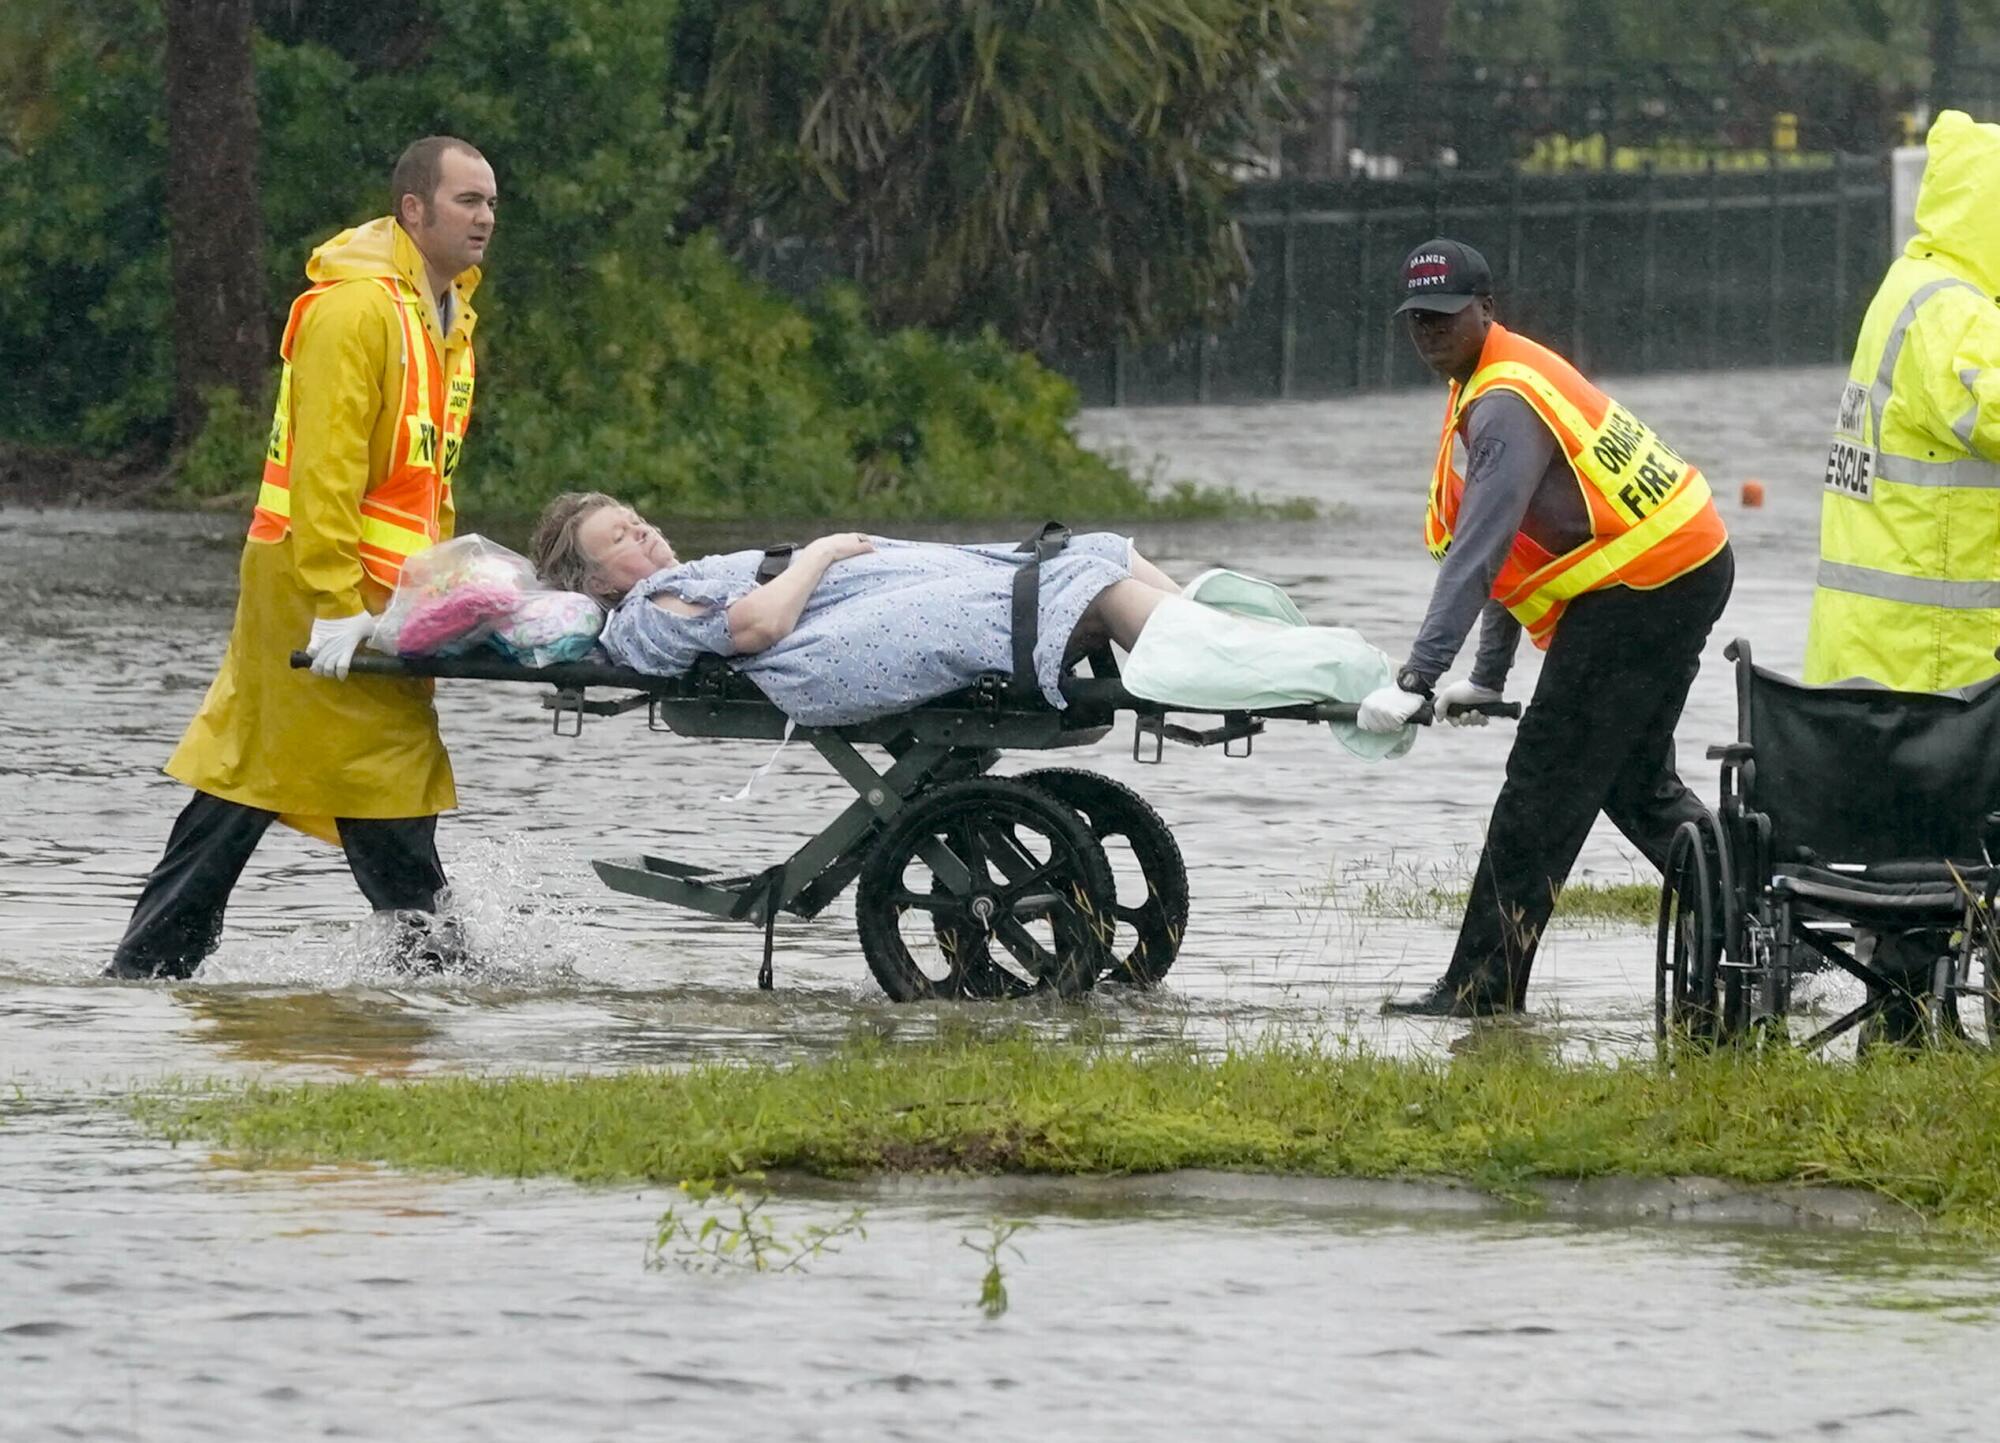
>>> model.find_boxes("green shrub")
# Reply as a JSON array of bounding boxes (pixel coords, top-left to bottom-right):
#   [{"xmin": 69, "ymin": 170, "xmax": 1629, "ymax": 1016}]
[
  {"xmin": 677, "ymin": 0, "xmax": 1316, "ymax": 352},
  {"xmin": 2, "ymin": 0, "xmax": 1279, "ymax": 522},
  {"xmin": 0, "ymin": 0, "xmax": 170, "ymax": 449},
  {"xmin": 172, "ymin": 385, "xmax": 268, "ymax": 503}
]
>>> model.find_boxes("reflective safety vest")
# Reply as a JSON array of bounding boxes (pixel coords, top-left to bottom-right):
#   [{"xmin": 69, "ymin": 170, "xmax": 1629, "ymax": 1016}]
[
  {"xmin": 1425, "ymin": 324, "xmax": 1728, "ymax": 647},
  {"xmin": 1804, "ymin": 265, "xmax": 2000, "ymax": 691},
  {"xmin": 248, "ymin": 276, "xmax": 475, "ymax": 588}
]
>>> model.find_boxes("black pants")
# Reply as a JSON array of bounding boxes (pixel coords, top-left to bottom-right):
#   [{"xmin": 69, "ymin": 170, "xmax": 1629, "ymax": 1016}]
[
  {"xmin": 106, "ymin": 789, "xmax": 449, "ymax": 979},
  {"xmin": 1442, "ymin": 546, "xmax": 1735, "ymax": 1003}
]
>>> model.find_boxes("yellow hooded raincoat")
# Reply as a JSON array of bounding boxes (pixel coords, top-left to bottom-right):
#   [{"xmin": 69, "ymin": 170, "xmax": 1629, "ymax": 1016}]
[
  {"xmin": 1804, "ymin": 110, "xmax": 2000, "ymax": 690},
  {"xmin": 166, "ymin": 219, "xmax": 480, "ymax": 839}
]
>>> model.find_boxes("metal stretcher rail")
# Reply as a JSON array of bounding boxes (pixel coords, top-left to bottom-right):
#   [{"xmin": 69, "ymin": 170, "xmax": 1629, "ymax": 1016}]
[
  {"xmin": 295, "ymin": 651, "xmax": 1515, "ymax": 743},
  {"xmin": 300, "ymin": 650, "xmax": 1388, "ymax": 722}
]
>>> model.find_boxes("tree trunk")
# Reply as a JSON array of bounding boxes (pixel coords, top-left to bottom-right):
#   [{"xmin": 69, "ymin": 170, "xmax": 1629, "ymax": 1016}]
[{"xmin": 164, "ymin": 0, "xmax": 268, "ymax": 445}]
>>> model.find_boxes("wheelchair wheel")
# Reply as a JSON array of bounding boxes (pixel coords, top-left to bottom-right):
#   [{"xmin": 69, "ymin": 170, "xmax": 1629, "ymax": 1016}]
[
  {"xmin": 1656, "ymin": 819, "xmax": 1725, "ymax": 1046},
  {"xmin": 1966, "ymin": 881, "xmax": 2000, "ymax": 1045},
  {"xmin": 1986, "ymin": 948, "xmax": 2000, "ymax": 1043},
  {"xmin": 1944, "ymin": 933, "xmax": 2000, "ymax": 1046},
  {"xmin": 855, "ymin": 778, "xmax": 1116, "ymax": 1002},
  {"xmin": 1016, "ymin": 768, "xmax": 1188, "ymax": 987},
  {"xmin": 1697, "ymin": 809, "xmax": 1741, "ymax": 969}
]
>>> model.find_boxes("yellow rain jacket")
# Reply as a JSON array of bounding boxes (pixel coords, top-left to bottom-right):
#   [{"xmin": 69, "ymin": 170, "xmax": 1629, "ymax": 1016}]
[
  {"xmin": 166, "ymin": 219, "xmax": 481, "ymax": 838},
  {"xmin": 1805, "ymin": 110, "xmax": 2000, "ymax": 690}
]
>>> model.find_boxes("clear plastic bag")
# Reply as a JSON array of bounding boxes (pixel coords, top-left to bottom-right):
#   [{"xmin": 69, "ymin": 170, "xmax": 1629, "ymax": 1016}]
[
  {"xmin": 374, "ymin": 535, "xmax": 539, "ymax": 657},
  {"xmin": 490, "ymin": 590, "xmax": 604, "ymax": 665},
  {"xmin": 373, "ymin": 535, "xmax": 604, "ymax": 663}
]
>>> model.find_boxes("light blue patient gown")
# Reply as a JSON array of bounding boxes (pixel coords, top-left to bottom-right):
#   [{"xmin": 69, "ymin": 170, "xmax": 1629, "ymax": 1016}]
[{"xmin": 601, "ymin": 534, "xmax": 1133, "ymax": 725}]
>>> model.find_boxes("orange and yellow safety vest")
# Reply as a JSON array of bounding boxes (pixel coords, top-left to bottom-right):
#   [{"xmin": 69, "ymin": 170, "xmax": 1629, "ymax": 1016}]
[
  {"xmin": 1425, "ymin": 323, "xmax": 1726, "ymax": 647},
  {"xmin": 249, "ymin": 276, "xmax": 475, "ymax": 587}
]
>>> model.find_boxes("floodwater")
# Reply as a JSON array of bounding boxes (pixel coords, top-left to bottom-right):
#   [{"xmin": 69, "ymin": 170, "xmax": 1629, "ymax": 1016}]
[{"xmin": 5, "ymin": 363, "xmax": 1992, "ymax": 1440}]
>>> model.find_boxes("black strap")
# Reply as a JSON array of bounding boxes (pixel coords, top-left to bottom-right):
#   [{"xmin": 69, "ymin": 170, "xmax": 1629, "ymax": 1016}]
[
  {"xmin": 755, "ymin": 544, "xmax": 798, "ymax": 584},
  {"xmin": 744, "ymin": 863, "xmax": 784, "ymax": 991},
  {"xmin": 1010, "ymin": 521, "xmax": 1071, "ymax": 700}
]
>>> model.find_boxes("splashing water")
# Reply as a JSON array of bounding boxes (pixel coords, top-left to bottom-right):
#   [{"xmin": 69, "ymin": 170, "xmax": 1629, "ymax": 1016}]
[{"xmin": 196, "ymin": 834, "xmax": 598, "ymax": 991}]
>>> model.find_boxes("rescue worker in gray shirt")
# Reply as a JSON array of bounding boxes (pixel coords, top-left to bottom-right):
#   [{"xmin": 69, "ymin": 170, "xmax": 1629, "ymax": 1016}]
[{"xmin": 1361, "ymin": 239, "xmax": 1734, "ymax": 1017}]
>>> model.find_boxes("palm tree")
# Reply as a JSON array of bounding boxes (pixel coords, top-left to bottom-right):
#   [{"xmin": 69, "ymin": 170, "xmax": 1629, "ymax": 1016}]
[{"xmin": 679, "ymin": 0, "xmax": 1318, "ymax": 354}]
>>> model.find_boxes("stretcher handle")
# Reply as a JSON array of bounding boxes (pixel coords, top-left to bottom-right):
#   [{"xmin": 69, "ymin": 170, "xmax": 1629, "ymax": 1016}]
[
  {"xmin": 294, "ymin": 650, "xmax": 443, "ymax": 674},
  {"xmin": 1420, "ymin": 698, "xmax": 1523, "ymax": 724},
  {"xmin": 287, "ymin": 650, "xmax": 658, "ymax": 688},
  {"xmin": 1301, "ymin": 698, "xmax": 1520, "ymax": 725}
]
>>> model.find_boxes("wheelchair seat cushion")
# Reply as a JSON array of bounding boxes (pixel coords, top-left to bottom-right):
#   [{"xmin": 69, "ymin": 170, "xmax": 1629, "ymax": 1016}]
[
  {"xmin": 1850, "ymin": 858, "xmax": 1993, "ymax": 886},
  {"xmin": 1771, "ymin": 859, "xmax": 1990, "ymax": 919}
]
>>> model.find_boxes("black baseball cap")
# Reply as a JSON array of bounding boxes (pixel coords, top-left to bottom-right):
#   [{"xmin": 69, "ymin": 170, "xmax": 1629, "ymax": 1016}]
[{"xmin": 1394, "ymin": 238, "xmax": 1493, "ymax": 315}]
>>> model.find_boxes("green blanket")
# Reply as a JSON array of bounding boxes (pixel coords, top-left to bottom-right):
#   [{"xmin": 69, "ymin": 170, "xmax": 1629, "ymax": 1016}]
[{"xmin": 1121, "ymin": 569, "xmax": 1414, "ymax": 760}]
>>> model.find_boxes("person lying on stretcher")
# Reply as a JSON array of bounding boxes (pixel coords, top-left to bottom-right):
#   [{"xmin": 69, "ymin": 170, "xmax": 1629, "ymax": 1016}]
[{"xmin": 529, "ymin": 491, "xmax": 1412, "ymax": 756}]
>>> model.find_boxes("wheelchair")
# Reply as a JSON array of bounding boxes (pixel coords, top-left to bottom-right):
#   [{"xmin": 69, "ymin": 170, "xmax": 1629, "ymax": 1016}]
[{"xmin": 1656, "ymin": 638, "xmax": 2000, "ymax": 1051}]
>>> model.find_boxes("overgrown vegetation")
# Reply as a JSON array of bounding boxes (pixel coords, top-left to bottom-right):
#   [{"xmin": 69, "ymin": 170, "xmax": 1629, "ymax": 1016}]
[
  {"xmin": 677, "ymin": 0, "xmax": 1310, "ymax": 353},
  {"xmin": 0, "ymin": 0, "xmax": 1315, "ymax": 521},
  {"xmin": 146, "ymin": 1034, "xmax": 2000, "ymax": 1235}
]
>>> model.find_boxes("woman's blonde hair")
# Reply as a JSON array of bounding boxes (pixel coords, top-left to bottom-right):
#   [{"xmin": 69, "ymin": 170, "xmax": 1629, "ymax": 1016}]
[{"xmin": 529, "ymin": 490, "xmax": 623, "ymax": 604}]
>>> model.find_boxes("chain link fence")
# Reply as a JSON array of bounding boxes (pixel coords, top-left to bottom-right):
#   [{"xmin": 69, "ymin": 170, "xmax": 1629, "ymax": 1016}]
[{"xmin": 1060, "ymin": 155, "xmax": 1891, "ymax": 406}]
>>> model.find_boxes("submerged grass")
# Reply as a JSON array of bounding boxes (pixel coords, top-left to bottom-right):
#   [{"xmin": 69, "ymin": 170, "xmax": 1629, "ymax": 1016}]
[
  {"xmin": 142, "ymin": 1035, "xmax": 2000, "ymax": 1236},
  {"xmin": 1332, "ymin": 852, "xmax": 1660, "ymax": 927},
  {"xmin": 1359, "ymin": 879, "xmax": 1658, "ymax": 926}
]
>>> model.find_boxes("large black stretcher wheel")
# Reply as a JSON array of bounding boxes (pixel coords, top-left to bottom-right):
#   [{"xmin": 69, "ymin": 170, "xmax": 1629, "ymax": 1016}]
[
  {"xmin": 854, "ymin": 778, "xmax": 1117, "ymax": 1000},
  {"xmin": 1014, "ymin": 767, "xmax": 1187, "ymax": 987}
]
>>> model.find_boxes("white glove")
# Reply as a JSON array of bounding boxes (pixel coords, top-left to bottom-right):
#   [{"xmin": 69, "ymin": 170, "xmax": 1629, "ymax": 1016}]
[
  {"xmin": 306, "ymin": 612, "xmax": 380, "ymax": 681},
  {"xmin": 1356, "ymin": 683, "xmax": 1429, "ymax": 734},
  {"xmin": 1435, "ymin": 677, "xmax": 1504, "ymax": 727}
]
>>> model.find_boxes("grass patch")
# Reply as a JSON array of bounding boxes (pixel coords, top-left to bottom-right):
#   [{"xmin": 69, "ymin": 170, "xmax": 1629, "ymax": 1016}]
[
  {"xmin": 1546, "ymin": 881, "xmax": 1661, "ymax": 925},
  {"xmin": 142, "ymin": 1034, "xmax": 2000, "ymax": 1235},
  {"xmin": 1332, "ymin": 854, "xmax": 1660, "ymax": 927}
]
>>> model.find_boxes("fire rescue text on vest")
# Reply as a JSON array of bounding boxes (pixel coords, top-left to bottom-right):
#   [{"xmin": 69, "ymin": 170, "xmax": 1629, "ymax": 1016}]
[{"xmin": 1591, "ymin": 405, "xmax": 1687, "ymax": 522}]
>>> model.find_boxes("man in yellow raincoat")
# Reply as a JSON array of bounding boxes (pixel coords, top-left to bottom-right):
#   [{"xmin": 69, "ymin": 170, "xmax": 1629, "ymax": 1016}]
[
  {"xmin": 1800, "ymin": 110, "xmax": 2000, "ymax": 1043},
  {"xmin": 1805, "ymin": 109, "xmax": 2000, "ymax": 690},
  {"xmin": 105, "ymin": 136, "xmax": 497, "ymax": 980}
]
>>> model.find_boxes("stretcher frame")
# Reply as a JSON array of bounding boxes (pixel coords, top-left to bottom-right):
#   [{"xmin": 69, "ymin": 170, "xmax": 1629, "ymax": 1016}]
[{"xmin": 307, "ymin": 650, "xmax": 1510, "ymax": 997}]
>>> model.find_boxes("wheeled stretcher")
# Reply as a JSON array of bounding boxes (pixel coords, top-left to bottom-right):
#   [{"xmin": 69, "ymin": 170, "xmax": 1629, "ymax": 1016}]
[{"xmin": 302, "ymin": 649, "xmax": 1515, "ymax": 1001}]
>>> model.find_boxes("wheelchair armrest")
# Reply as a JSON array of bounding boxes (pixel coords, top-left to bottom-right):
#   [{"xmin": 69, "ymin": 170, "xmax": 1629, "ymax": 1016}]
[{"xmin": 1706, "ymin": 742, "xmax": 1753, "ymax": 762}]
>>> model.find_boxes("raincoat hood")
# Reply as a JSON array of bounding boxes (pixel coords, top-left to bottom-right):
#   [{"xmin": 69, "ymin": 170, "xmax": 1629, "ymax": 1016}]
[
  {"xmin": 303, "ymin": 216, "xmax": 482, "ymax": 309},
  {"xmin": 1908, "ymin": 109, "xmax": 2000, "ymax": 296}
]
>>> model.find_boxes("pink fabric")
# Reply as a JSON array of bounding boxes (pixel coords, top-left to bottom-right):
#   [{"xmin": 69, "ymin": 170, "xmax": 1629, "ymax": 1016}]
[{"xmin": 396, "ymin": 582, "xmax": 521, "ymax": 655}]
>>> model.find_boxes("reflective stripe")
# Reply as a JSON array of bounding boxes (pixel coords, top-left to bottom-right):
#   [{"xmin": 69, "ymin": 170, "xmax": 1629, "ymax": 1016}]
[
  {"xmin": 1875, "ymin": 452, "xmax": 2000, "ymax": 488},
  {"xmin": 1869, "ymin": 277, "xmax": 1982, "ymax": 430},
  {"xmin": 1453, "ymin": 360, "xmax": 1596, "ymax": 446},
  {"xmin": 359, "ymin": 512, "xmax": 434, "ymax": 557},
  {"xmin": 1816, "ymin": 560, "xmax": 2000, "ymax": 610},
  {"xmin": 363, "ymin": 496, "xmax": 431, "ymax": 529},
  {"xmin": 400, "ymin": 291, "xmax": 432, "ymax": 400},
  {"xmin": 264, "ymin": 366, "xmax": 293, "ymax": 469},
  {"xmin": 1956, "ymin": 367, "xmax": 1983, "ymax": 449},
  {"xmin": 1531, "ymin": 474, "xmax": 1718, "ymax": 606},
  {"xmin": 254, "ymin": 480, "xmax": 292, "ymax": 519}
]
